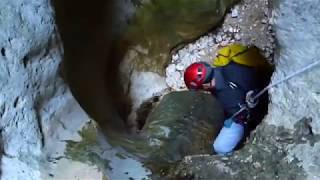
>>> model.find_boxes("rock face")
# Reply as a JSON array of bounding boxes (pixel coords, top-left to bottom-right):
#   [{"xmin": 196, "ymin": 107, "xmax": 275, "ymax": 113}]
[
  {"xmin": 0, "ymin": 0, "xmax": 95, "ymax": 179},
  {"xmin": 267, "ymin": 0, "xmax": 320, "ymax": 178},
  {"xmin": 171, "ymin": 0, "xmax": 320, "ymax": 179}
]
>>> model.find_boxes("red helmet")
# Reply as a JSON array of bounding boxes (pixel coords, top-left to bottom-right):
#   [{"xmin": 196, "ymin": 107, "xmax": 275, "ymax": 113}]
[{"xmin": 184, "ymin": 62, "xmax": 213, "ymax": 90}]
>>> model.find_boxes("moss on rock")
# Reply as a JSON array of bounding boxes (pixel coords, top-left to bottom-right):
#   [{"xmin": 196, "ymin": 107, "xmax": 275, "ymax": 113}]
[
  {"xmin": 65, "ymin": 121, "xmax": 111, "ymax": 172},
  {"xmin": 122, "ymin": 0, "xmax": 238, "ymax": 75},
  {"xmin": 65, "ymin": 91, "xmax": 225, "ymax": 178}
]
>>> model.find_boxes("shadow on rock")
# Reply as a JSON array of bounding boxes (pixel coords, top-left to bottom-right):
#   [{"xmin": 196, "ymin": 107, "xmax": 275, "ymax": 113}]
[{"xmin": 52, "ymin": 0, "xmax": 132, "ymax": 135}]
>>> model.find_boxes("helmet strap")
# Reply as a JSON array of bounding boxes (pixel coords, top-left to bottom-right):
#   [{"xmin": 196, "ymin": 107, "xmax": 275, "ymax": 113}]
[{"xmin": 203, "ymin": 67, "xmax": 214, "ymax": 84}]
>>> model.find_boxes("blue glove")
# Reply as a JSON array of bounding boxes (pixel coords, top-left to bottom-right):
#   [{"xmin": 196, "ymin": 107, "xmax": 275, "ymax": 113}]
[
  {"xmin": 213, "ymin": 118, "xmax": 244, "ymax": 155},
  {"xmin": 223, "ymin": 118, "xmax": 234, "ymax": 128}
]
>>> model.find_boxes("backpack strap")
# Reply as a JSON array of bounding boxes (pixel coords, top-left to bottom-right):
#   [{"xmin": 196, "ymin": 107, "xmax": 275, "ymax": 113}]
[
  {"xmin": 220, "ymin": 67, "xmax": 247, "ymax": 93},
  {"xmin": 214, "ymin": 67, "xmax": 246, "ymax": 93}
]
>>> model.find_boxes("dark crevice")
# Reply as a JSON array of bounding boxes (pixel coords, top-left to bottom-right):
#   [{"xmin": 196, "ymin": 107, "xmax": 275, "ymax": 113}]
[
  {"xmin": 136, "ymin": 96, "xmax": 161, "ymax": 130},
  {"xmin": 1, "ymin": 48, "xmax": 5, "ymax": 57},
  {"xmin": 13, "ymin": 97, "xmax": 19, "ymax": 108},
  {"xmin": 307, "ymin": 124, "xmax": 314, "ymax": 136},
  {"xmin": 292, "ymin": 117, "xmax": 320, "ymax": 146},
  {"xmin": 0, "ymin": 103, "xmax": 5, "ymax": 118},
  {"xmin": 238, "ymin": 61, "xmax": 275, "ymax": 150},
  {"xmin": 136, "ymin": 102, "xmax": 154, "ymax": 130},
  {"xmin": 34, "ymin": 99, "xmax": 45, "ymax": 148},
  {"xmin": 57, "ymin": 119, "xmax": 67, "ymax": 130},
  {"xmin": 249, "ymin": 59, "xmax": 275, "ymax": 129},
  {"xmin": 303, "ymin": 117, "xmax": 314, "ymax": 136},
  {"xmin": 125, "ymin": 69, "xmax": 134, "ymax": 96},
  {"xmin": 35, "ymin": 111, "xmax": 45, "ymax": 149},
  {"xmin": 22, "ymin": 55, "xmax": 28, "ymax": 68}
]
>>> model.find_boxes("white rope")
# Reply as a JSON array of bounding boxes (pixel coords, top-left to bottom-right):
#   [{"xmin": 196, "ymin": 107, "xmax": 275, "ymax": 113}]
[
  {"xmin": 230, "ymin": 59, "xmax": 320, "ymax": 119},
  {"xmin": 253, "ymin": 59, "xmax": 320, "ymax": 100}
]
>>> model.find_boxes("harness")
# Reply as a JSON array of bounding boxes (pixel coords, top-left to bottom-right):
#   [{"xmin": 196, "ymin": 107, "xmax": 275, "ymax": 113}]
[{"xmin": 214, "ymin": 67, "xmax": 253, "ymax": 120}]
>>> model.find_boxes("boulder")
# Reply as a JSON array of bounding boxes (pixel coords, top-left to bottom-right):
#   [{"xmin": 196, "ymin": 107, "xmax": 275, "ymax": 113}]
[{"xmin": 66, "ymin": 91, "xmax": 225, "ymax": 179}]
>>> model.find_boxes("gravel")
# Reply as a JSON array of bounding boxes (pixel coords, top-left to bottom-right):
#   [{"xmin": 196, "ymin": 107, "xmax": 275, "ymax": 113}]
[{"xmin": 165, "ymin": 0, "xmax": 275, "ymax": 91}]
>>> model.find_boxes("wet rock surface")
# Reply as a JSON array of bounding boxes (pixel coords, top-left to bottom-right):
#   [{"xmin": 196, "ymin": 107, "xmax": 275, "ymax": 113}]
[{"xmin": 66, "ymin": 120, "xmax": 153, "ymax": 179}]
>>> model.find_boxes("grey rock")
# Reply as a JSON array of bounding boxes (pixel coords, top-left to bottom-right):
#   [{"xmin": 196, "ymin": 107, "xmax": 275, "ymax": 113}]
[
  {"xmin": 221, "ymin": 40, "xmax": 229, "ymax": 46},
  {"xmin": 261, "ymin": 19, "xmax": 268, "ymax": 24},
  {"xmin": 231, "ymin": 8, "xmax": 239, "ymax": 18},
  {"xmin": 172, "ymin": 54, "xmax": 179, "ymax": 62},
  {"xmin": 0, "ymin": 0, "xmax": 91, "ymax": 179},
  {"xmin": 229, "ymin": 27, "xmax": 234, "ymax": 33},
  {"xmin": 216, "ymin": 35, "xmax": 223, "ymax": 42},
  {"xmin": 267, "ymin": 0, "xmax": 320, "ymax": 178},
  {"xmin": 235, "ymin": 33, "xmax": 242, "ymax": 40}
]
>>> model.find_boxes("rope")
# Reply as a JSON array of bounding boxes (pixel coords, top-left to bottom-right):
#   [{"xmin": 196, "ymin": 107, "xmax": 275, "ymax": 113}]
[{"xmin": 230, "ymin": 59, "xmax": 320, "ymax": 119}]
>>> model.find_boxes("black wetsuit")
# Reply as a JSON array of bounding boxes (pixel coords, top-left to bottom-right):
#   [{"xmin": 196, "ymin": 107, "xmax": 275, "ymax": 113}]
[{"xmin": 213, "ymin": 61, "xmax": 259, "ymax": 119}]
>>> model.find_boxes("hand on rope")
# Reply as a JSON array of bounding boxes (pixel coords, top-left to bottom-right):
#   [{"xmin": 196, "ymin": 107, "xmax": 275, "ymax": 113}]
[{"xmin": 246, "ymin": 90, "xmax": 259, "ymax": 109}]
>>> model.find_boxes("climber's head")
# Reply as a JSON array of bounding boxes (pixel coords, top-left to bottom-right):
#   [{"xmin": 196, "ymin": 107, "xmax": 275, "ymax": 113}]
[{"xmin": 184, "ymin": 62, "xmax": 214, "ymax": 90}]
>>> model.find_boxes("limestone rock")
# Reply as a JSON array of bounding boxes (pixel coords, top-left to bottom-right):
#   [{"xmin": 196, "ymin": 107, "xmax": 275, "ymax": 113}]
[
  {"xmin": 0, "ymin": 0, "xmax": 92, "ymax": 179},
  {"xmin": 266, "ymin": 0, "xmax": 320, "ymax": 178},
  {"xmin": 231, "ymin": 7, "xmax": 239, "ymax": 18}
]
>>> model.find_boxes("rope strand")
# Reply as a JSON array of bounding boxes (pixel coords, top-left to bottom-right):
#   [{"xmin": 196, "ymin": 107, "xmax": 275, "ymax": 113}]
[{"xmin": 230, "ymin": 59, "xmax": 320, "ymax": 119}]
